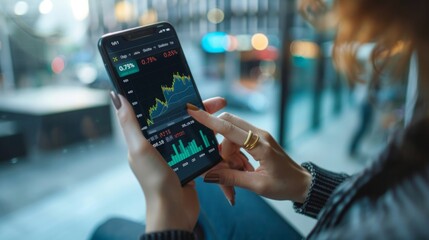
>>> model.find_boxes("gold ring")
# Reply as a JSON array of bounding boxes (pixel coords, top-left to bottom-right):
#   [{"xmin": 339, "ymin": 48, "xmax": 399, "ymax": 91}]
[
  {"xmin": 243, "ymin": 130, "xmax": 260, "ymax": 150},
  {"xmin": 245, "ymin": 134, "xmax": 260, "ymax": 150},
  {"xmin": 243, "ymin": 130, "xmax": 253, "ymax": 147}
]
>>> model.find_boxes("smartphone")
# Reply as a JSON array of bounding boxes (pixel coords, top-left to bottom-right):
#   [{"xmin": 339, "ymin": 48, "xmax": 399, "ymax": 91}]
[{"xmin": 98, "ymin": 22, "xmax": 221, "ymax": 185}]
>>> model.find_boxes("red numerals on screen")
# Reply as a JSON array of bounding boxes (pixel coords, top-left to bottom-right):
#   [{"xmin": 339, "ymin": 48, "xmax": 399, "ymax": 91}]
[{"xmin": 163, "ymin": 50, "xmax": 178, "ymax": 58}]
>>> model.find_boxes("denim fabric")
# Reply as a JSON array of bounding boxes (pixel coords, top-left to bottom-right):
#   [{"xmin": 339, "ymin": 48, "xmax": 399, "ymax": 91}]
[
  {"xmin": 195, "ymin": 177, "xmax": 302, "ymax": 240},
  {"xmin": 90, "ymin": 177, "xmax": 302, "ymax": 240}
]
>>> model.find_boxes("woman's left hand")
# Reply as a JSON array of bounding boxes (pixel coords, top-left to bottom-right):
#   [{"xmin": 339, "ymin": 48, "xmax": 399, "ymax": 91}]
[{"xmin": 111, "ymin": 92, "xmax": 226, "ymax": 233}]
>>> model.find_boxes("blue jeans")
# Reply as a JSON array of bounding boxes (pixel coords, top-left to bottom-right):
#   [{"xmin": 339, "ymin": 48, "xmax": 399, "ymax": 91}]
[{"xmin": 91, "ymin": 178, "xmax": 302, "ymax": 240}]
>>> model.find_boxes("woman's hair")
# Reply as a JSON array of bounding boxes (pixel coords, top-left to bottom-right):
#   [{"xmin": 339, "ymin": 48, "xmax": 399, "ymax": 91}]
[
  {"xmin": 300, "ymin": 0, "xmax": 428, "ymax": 84},
  {"xmin": 331, "ymin": 0, "xmax": 429, "ymax": 84}
]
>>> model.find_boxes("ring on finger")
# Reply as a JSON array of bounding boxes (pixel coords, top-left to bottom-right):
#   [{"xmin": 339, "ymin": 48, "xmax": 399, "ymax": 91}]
[{"xmin": 243, "ymin": 130, "xmax": 260, "ymax": 150}]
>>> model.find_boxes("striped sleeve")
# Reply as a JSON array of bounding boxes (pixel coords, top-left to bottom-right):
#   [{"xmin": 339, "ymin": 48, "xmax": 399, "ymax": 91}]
[
  {"xmin": 140, "ymin": 230, "xmax": 195, "ymax": 240},
  {"xmin": 293, "ymin": 162, "xmax": 350, "ymax": 219}
]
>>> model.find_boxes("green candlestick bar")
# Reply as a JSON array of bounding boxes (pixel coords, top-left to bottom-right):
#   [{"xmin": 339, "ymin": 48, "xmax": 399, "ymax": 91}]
[
  {"xmin": 168, "ymin": 139, "xmax": 203, "ymax": 166},
  {"xmin": 199, "ymin": 130, "xmax": 211, "ymax": 148}
]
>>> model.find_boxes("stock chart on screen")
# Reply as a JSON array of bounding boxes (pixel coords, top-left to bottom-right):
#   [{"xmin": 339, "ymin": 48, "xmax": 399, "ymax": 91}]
[
  {"xmin": 146, "ymin": 73, "xmax": 197, "ymax": 126},
  {"xmin": 104, "ymin": 30, "xmax": 220, "ymax": 180}
]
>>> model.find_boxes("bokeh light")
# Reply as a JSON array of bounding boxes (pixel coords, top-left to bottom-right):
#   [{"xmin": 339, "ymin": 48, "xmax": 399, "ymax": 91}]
[
  {"xmin": 14, "ymin": 1, "xmax": 29, "ymax": 16},
  {"xmin": 39, "ymin": 0, "xmax": 53, "ymax": 15},
  {"xmin": 76, "ymin": 64, "xmax": 97, "ymax": 84},
  {"xmin": 290, "ymin": 41, "xmax": 319, "ymax": 58},
  {"xmin": 226, "ymin": 35, "xmax": 238, "ymax": 51},
  {"xmin": 51, "ymin": 56, "xmax": 65, "ymax": 74},
  {"xmin": 139, "ymin": 9, "xmax": 158, "ymax": 26},
  {"xmin": 114, "ymin": 0, "xmax": 135, "ymax": 23},
  {"xmin": 207, "ymin": 8, "xmax": 225, "ymax": 24},
  {"xmin": 251, "ymin": 33, "xmax": 269, "ymax": 51},
  {"xmin": 201, "ymin": 32, "xmax": 228, "ymax": 53},
  {"xmin": 236, "ymin": 35, "xmax": 253, "ymax": 51},
  {"xmin": 70, "ymin": 0, "xmax": 89, "ymax": 21}
]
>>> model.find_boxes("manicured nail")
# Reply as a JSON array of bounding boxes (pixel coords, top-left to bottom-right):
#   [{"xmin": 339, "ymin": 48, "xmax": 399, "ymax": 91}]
[
  {"xmin": 204, "ymin": 173, "xmax": 219, "ymax": 183},
  {"xmin": 187, "ymin": 180, "xmax": 196, "ymax": 187},
  {"xmin": 110, "ymin": 91, "xmax": 122, "ymax": 110},
  {"xmin": 228, "ymin": 187, "xmax": 236, "ymax": 206},
  {"xmin": 186, "ymin": 103, "xmax": 200, "ymax": 111}
]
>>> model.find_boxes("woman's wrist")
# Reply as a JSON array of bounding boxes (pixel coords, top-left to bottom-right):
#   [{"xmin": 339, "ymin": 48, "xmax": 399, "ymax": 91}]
[{"xmin": 294, "ymin": 167, "xmax": 312, "ymax": 203}]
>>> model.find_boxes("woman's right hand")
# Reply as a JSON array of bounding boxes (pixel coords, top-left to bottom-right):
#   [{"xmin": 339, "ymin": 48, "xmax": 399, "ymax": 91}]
[{"xmin": 187, "ymin": 105, "xmax": 312, "ymax": 203}]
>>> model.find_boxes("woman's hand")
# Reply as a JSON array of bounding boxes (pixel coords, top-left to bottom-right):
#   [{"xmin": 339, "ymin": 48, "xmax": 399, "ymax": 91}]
[
  {"xmin": 110, "ymin": 92, "xmax": 226, "ymax": 233},
  {"xmin": 187, "ymin": 105, "xmax": 312, "ymax": 203}
]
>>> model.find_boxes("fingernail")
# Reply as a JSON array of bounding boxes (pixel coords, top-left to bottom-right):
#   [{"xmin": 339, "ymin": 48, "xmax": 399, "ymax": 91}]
[
  {"xmin": 228, "ymin": 198, "xmax": 235, "ymax": 206},
  {"xmin": 218, "ymin": 144, "xmax": 222, "ymax": 153},
  {"xmin": 187, "ymin": 180, "xmax": 196, "ymax": 187},
  {"xmin": 110, "ymin": 91, "xmax": 122, "ymax": 110},
  {"xmin": 204, "ymin": 173, "xmax": 219, "ymax": 183},
  {"xmin": 186, "ymin": 103, "xmax": 200, "ymax": 111},
  {"xmin": 230, "ymin": 188, "xmax": 236, "ymax": 206}
]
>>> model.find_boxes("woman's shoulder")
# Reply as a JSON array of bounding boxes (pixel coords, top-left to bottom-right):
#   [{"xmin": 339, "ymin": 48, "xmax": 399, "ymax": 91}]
[
  {"xmin": 319, "ymin": 166, "xmax": 429, "ymax": 239},
  {"xmin": 359, "ymin": 117, "xmax": 429, "ymax": 198},
  {"xmin": 317, "ymin": 126, "xmax": 429, "ymax": 239},
  {"xmin": 383, "ymin": 116, "xmax": 429, "ymax": 176}
]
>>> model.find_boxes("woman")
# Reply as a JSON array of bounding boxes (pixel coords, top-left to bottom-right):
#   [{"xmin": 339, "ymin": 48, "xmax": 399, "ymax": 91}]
[{"xmin": 102, "ymin": 0, "xmax": 429, "ymax": 239}]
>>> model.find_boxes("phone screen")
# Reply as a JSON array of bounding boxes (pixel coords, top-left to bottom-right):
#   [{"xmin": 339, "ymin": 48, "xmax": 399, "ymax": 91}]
[{"xmin": 99, "ymin": 23, "xmax": 221, "ymax": 184}]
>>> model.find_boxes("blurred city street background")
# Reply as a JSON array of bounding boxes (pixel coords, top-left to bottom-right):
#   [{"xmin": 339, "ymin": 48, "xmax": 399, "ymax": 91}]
[{"xmin": 0, "ymin": 0, "xmax": 403, "ymax": 239}]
